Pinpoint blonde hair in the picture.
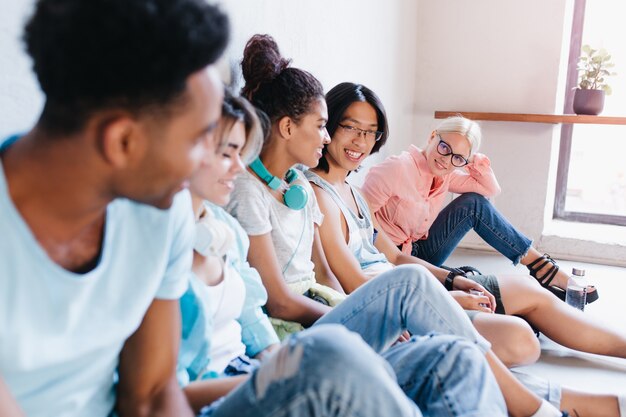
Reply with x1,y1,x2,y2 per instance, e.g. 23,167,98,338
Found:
435,116,482,156
217,91,264,165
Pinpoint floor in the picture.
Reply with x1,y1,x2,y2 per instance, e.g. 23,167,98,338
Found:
447,248,626,396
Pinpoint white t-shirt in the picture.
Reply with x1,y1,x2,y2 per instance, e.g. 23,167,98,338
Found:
0,152,192,417
204,260,246,374
226,169,323,285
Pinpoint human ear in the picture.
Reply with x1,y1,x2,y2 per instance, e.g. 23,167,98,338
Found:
99,116,144,168
277,116,293,139
428,130,438,143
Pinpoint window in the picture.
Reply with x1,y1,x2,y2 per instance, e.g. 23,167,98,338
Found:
554,0,626,226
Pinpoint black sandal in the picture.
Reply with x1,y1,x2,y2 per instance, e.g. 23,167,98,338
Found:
526,253,599,304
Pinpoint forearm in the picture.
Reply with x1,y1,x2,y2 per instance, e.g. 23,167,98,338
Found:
392,253,449,283
266,293,330,326
117,374,193,417
314,270,345,293
184,376,248,413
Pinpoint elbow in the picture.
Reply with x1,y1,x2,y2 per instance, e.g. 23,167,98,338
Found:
340,276,368,294
264,298,293,321
116,390,155,417
116,377,191,417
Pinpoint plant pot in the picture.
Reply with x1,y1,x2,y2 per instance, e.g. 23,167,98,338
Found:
573,89,605,115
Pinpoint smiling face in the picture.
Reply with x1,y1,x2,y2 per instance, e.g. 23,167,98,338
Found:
326,101,378,172
190,119,246,206
424,131,471,176
286,97,331,168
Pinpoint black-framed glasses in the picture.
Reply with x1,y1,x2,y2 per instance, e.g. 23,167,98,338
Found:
338,124,383,142
436,135,469,167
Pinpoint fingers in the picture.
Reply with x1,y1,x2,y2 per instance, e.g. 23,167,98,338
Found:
469,289,493,312
476,295,493,312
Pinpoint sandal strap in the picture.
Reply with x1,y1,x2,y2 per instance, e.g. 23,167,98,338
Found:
527,254,560,287
526,253,552,271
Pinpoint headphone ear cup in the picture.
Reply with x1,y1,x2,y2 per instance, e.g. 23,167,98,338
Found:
283,184,308,210
194,221,215,257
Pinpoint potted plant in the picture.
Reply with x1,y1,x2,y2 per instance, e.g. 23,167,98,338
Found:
573,44,616,115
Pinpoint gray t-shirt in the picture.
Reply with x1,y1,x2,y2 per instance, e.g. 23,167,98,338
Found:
226,169,323,285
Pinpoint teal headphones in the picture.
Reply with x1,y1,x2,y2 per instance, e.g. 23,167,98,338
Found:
249,157,308,210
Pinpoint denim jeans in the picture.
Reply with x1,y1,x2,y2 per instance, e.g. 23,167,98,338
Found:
317,265,507,416
411,193,533,266
200,325,424,417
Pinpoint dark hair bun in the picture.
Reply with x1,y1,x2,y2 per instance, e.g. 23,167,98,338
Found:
241,34,291,98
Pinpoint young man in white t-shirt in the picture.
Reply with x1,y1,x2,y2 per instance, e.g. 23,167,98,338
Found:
0,1,228,416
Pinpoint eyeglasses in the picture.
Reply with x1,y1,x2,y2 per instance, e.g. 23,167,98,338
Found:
436,135,469,167
338,124,383,142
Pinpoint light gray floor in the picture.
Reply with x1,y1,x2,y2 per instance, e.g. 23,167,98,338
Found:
447,248,626,396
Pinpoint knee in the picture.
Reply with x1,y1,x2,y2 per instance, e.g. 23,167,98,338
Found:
455,192,489,209
293,324,396,382
390,264,442,291
294,325,379,369
499,321,541,367
254,325,375,398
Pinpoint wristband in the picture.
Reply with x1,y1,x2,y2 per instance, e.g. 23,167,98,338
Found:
444,270,457,291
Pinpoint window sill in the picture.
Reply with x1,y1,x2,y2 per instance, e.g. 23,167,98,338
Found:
434,111,626,125
543,219,626,247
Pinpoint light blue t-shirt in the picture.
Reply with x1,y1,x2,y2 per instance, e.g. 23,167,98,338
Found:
0,137,193,417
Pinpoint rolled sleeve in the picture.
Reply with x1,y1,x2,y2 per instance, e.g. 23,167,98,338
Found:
156,190,195,300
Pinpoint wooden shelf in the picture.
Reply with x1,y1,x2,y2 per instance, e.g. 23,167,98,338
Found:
434,111,626,125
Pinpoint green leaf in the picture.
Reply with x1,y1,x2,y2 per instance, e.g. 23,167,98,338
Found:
582,44,591,54
603,85,612,95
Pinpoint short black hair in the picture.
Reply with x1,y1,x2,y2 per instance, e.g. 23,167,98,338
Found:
318,82,389,173
24,0,230,134
241,34,324,125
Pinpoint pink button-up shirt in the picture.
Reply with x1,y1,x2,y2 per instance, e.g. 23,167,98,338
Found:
361,145,501,254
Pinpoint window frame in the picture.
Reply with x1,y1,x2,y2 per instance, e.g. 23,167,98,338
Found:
553,0,626,227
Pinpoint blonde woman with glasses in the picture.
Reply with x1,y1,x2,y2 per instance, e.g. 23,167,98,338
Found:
361,115,599,305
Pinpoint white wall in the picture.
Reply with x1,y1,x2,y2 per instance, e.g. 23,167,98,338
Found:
2,0,623,264
410,0,626,265
0,0,42,139
220,0,420,182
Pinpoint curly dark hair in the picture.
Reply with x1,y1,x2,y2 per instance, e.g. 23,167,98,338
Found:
240,34,323,125
24,0,229,134
317,82,389,173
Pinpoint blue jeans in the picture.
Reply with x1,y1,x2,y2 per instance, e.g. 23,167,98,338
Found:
201,325,424,417
317,265,507,416
411,193,533,266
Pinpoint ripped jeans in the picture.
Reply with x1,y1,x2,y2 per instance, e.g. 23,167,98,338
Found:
203,265,508,417
201,325,422,417
201,325,504,417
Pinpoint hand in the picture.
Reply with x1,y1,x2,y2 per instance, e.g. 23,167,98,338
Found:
254,344,279,362
392,330,411,346
451,276,497,312
449,290,493,313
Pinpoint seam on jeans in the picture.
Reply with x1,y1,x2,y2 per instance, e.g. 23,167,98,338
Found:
433,341,458,417
429,210,526,264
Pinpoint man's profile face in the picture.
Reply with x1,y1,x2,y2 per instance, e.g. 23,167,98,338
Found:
129,66,224,209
